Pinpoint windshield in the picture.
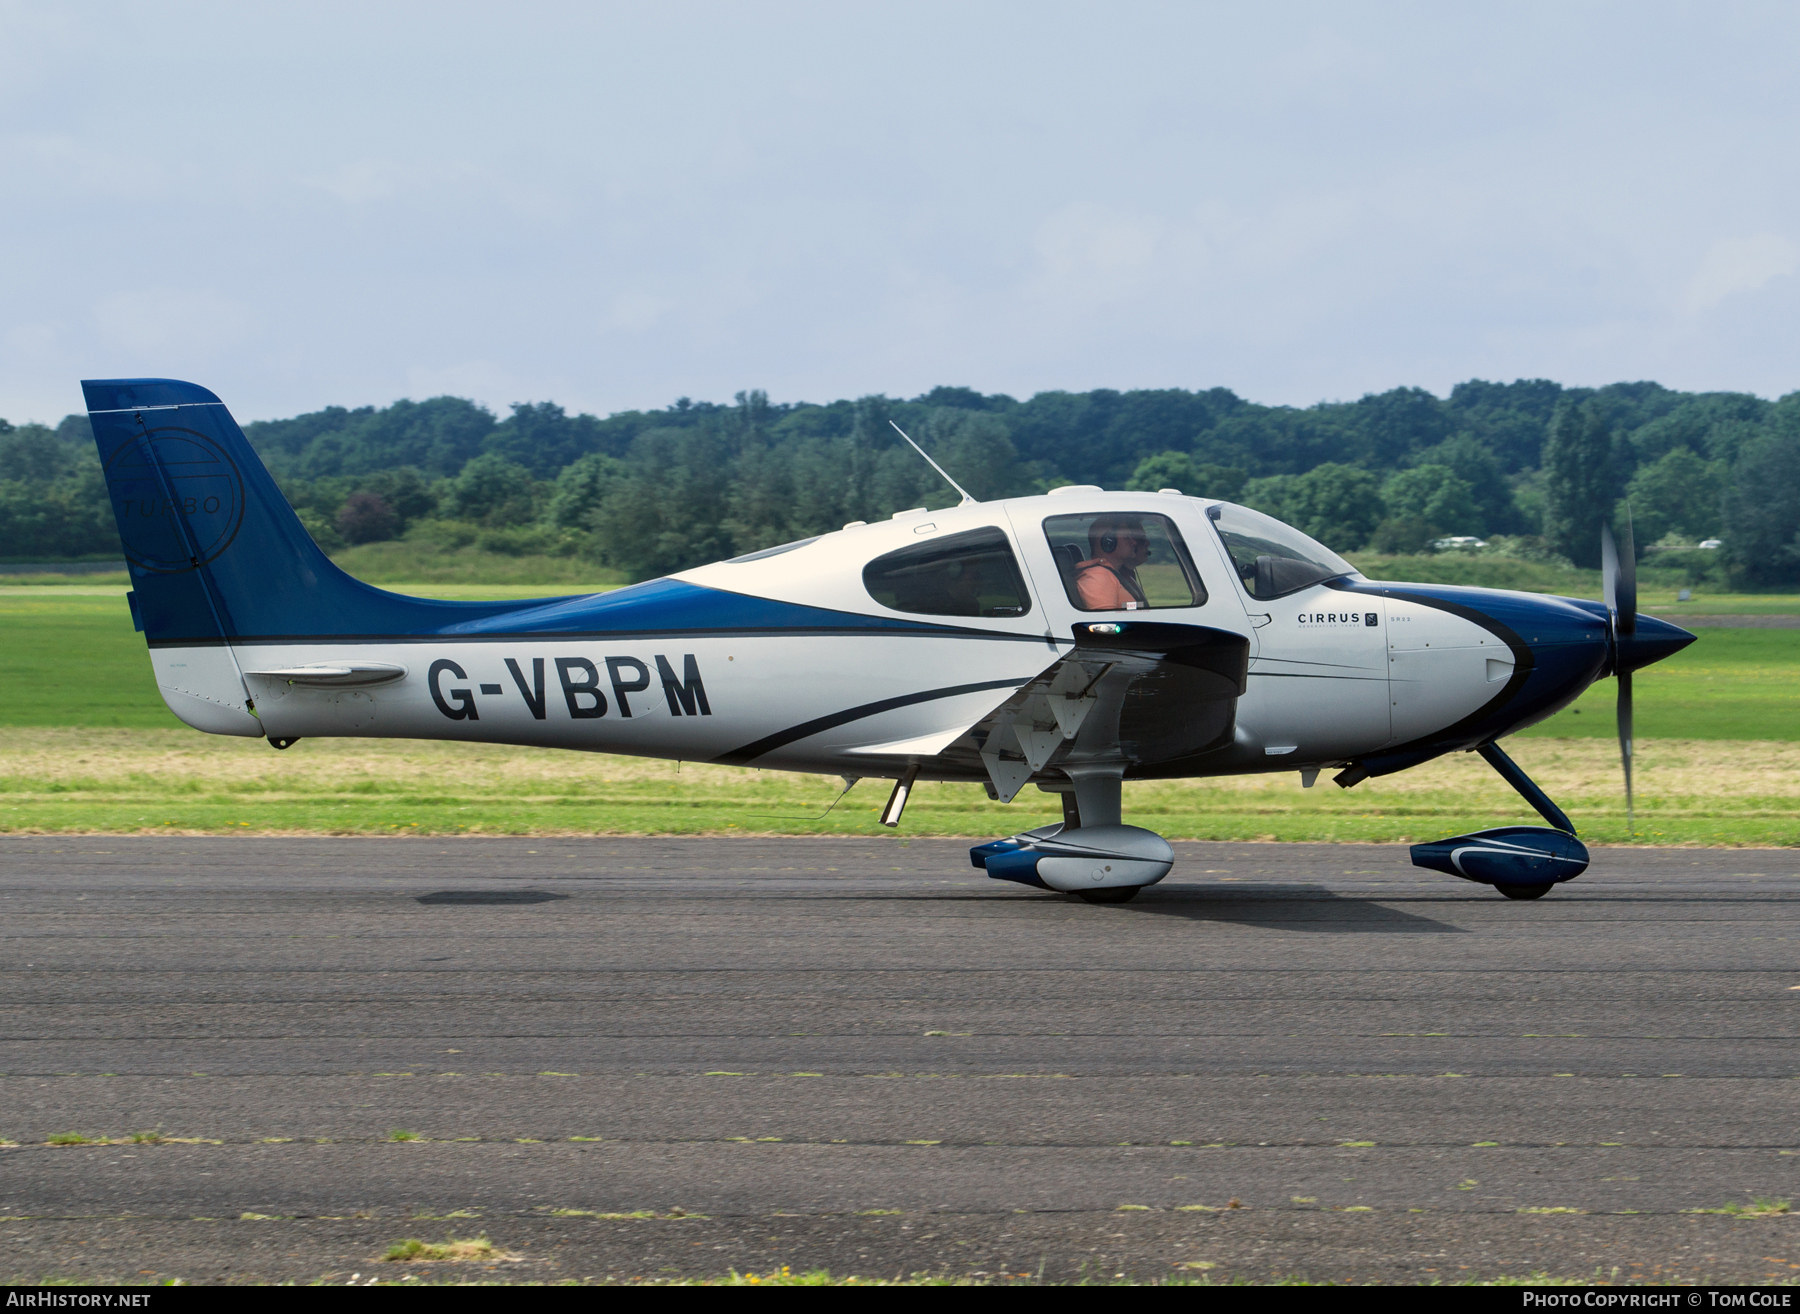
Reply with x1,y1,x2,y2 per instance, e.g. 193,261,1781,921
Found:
1208,502,1355,601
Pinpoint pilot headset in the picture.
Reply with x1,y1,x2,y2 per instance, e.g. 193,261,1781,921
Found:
1093,518,1137,554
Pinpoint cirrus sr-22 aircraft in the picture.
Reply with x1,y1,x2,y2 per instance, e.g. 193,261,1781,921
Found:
83,377,1695,903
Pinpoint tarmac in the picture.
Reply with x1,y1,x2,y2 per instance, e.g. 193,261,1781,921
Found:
2,835,1797,1284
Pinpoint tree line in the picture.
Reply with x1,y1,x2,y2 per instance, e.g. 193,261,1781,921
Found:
5,378,1798,585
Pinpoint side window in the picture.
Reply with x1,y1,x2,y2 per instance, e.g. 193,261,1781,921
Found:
863,527,1031,619
1043,512,1206,612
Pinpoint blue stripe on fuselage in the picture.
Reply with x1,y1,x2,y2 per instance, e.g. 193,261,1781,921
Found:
151,577,1042,646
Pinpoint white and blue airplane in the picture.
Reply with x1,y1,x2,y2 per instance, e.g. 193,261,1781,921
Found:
84,378,1694,903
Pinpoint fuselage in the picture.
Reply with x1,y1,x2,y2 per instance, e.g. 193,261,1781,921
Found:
144,489,1691,788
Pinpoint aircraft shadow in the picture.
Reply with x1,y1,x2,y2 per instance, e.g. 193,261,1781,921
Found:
1122,883,1466,933
415,889,571,905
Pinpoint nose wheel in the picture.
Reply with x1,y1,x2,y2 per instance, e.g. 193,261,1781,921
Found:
1495,883,1552,901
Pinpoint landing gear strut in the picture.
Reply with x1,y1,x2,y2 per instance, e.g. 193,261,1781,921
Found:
1408,743,1589,900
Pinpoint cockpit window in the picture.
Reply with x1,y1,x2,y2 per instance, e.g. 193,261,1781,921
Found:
1042,513,1206,611
863,526,1031,619
1208,502,1355,600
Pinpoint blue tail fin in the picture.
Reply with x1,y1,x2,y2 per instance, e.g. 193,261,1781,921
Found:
83,379,561,645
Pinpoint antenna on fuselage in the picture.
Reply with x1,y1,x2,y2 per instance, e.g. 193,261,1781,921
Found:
888,420,976,506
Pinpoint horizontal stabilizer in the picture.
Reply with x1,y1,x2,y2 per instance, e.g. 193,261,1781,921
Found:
241,662,408,687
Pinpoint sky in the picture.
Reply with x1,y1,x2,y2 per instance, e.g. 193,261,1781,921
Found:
4,1,1800,425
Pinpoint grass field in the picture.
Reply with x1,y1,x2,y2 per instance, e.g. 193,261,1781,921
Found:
3,730,1793,844
2,584,1794,842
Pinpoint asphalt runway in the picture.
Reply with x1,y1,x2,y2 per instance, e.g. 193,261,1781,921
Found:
3,836,1798,1285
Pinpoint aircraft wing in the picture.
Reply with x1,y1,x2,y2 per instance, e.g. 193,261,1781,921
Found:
938,622,1251,801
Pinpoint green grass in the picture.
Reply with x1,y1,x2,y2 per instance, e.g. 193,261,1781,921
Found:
1514,629,1800,740
0,571,131,586
329,541,625,586
1640,592,1800,615
1349,553,1602,594
2,730,1794,843
1351,555,1800,614
0,591,179,728
0,543,621,591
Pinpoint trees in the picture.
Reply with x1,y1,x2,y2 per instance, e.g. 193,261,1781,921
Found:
1344,387,1453,469
1369,464,1480,553
1126,451,1200,492
1381,464,1478,530
1125,451,1246,499
923,409,1020,503
548,453,625,531
590,426,736,578
1625,448,1724,546
1446,378,1563,472
246,396,497,479
9,375,1799,584
444,453,541,527
336,492,401,545
1541,400,1620,569
1242,463,1384,553
1721,429,1800,587
481,401,609,477
1409,434,1519,535
0,422,115,559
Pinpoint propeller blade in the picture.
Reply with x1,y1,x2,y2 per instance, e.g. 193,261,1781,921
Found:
1600,522,1620,629
1616,504,1636,638
1618,667,1634,836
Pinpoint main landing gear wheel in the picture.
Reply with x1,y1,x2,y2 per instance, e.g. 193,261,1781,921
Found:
1495,883,1552,901
1077,886,1141,904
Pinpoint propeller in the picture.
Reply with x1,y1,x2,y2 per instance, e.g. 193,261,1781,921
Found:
1601,507,1636,834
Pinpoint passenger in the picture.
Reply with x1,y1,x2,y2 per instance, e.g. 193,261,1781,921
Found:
1074,515,1151,610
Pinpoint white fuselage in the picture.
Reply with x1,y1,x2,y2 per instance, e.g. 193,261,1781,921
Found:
145,492,1520,782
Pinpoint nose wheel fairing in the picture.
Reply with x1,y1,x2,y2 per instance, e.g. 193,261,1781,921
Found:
1410,825,1590,888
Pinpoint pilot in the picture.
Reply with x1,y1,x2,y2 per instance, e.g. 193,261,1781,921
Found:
1074,515,1151,610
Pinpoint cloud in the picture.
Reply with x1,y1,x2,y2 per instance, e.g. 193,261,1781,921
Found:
303,158,484,205
602,293,678,332
1023,204,1211,319
1685,233,1800,312
94,289,255,358
403,359,516,403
